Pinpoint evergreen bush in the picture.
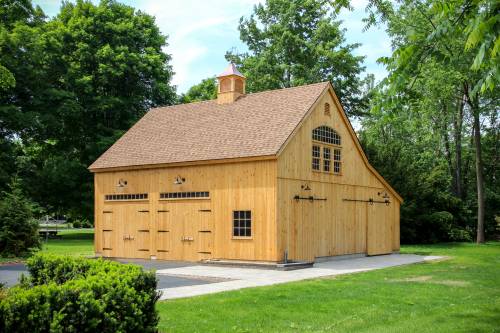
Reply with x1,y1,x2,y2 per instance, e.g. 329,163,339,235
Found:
0,254,159,332
0,180,40,256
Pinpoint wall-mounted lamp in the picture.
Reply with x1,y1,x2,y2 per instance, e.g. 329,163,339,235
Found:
378,191,391,205
173,175,185,185
378,191,390,199
117,179,127,188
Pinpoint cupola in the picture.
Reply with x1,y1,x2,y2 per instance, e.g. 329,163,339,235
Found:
217,63,246,104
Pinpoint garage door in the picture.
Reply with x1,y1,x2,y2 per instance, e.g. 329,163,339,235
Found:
156,201,213,261
101,202,151,259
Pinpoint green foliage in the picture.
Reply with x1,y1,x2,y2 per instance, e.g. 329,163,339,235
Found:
0,254,159,332
71,218,92,228
0,178,40,256
179,77,217,103
448,0,499,93
0,64,14,91
0,0,176,220
226,0,367,115
360,0,499,243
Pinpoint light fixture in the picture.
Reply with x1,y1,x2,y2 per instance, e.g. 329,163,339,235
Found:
378,191,390,199
378,191,391,205
117,179,127,187
173,175,185,185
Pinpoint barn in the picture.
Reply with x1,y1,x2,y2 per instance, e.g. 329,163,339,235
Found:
89,64,402,263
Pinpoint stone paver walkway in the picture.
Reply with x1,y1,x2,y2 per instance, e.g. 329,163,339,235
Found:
157,254,443,300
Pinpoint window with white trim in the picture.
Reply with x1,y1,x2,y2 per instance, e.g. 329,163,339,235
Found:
312,126,342,174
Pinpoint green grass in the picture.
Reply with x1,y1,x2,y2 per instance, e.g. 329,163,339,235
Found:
40,229,94,257
157,242,500,333
0,229,94,263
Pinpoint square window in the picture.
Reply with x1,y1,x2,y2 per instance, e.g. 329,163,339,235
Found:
233,211,252,238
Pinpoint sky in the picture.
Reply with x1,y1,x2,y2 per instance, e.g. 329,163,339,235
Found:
33,0,391,94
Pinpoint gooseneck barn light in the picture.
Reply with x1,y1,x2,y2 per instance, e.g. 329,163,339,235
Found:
173,175,185,185
116,179,127,187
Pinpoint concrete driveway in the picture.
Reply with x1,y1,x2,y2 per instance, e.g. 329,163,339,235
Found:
0,263,27,287
156,254,444,300
0,258,215,289
1,254,444,299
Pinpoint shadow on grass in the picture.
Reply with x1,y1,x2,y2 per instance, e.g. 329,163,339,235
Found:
449,306,500,332
59,232,94,240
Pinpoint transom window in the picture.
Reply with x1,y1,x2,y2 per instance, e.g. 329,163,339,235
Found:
233,211,251,237
105,193,148,201
312,126,341,145
160,191,209,199
312,125,342,174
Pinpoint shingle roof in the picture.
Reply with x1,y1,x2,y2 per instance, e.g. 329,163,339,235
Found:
89,81,329,170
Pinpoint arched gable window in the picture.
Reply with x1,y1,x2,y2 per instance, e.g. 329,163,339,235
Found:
312,126,342,174
312,126,341,145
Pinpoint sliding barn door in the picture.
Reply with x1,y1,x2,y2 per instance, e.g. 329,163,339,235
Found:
366,203,393,255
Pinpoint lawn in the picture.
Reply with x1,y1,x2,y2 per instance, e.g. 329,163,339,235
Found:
40,229,94,257
0,229,94,263
157,242,500,333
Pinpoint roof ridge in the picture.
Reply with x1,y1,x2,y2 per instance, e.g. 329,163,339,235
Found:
244,81,329,98
152,81,329,111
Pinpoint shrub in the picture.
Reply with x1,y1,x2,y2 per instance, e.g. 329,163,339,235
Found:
0,179,40,256
448,227,473,242
81,219,92,228
0,254,159,332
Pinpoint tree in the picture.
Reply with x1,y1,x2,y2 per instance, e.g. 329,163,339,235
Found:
0,0,176,220
226,0,366,116
0,178,40,256
362,0,499,243
179,77,217,103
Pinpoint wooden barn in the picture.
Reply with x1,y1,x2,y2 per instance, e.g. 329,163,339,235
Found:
89,64,402,263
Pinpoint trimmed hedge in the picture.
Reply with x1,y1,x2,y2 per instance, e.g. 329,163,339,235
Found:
0,254,159,333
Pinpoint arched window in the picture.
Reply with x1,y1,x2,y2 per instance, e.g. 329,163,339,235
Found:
312,126,342,174
312,126,341,145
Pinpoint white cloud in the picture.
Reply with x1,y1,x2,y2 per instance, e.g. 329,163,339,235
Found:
137,0,261,92
35,0,390,91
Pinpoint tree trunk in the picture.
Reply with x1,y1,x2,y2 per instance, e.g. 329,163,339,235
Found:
464,82,485,243
453,95,465,198
440,107,453,187
473,107,485,243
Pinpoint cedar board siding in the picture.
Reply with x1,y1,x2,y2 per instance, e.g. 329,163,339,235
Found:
276,88,400,261
94,159,279,262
